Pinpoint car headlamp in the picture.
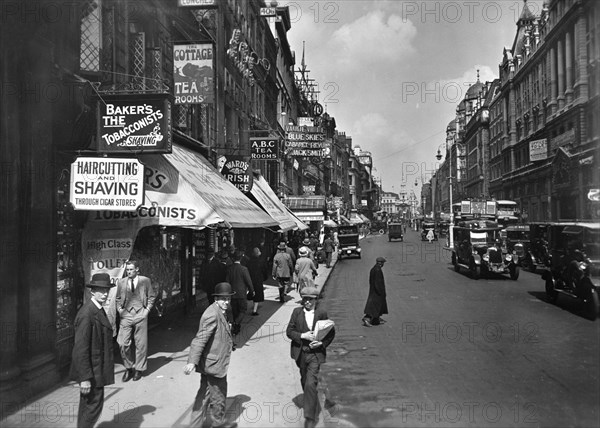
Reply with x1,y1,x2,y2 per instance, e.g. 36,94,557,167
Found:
505,254,513,262
483,254,489,261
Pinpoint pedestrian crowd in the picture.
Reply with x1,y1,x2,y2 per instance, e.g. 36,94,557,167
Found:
71,228,388,428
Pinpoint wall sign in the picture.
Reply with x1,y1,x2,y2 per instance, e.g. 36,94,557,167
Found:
174,43,214,104
70,157,145,211
178,0,217,7
250,137,279,160
285,125,325,157
96,94,172,153
529,138,548,162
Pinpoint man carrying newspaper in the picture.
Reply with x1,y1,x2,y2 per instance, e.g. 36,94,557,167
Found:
286,286,335,428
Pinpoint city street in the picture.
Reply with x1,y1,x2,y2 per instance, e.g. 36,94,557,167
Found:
319,230,600,427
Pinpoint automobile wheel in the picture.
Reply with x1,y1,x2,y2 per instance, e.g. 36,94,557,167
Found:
580,278,599,321
509,264,520,280
545,276,558,303
452,253,460,272
357,253,361,259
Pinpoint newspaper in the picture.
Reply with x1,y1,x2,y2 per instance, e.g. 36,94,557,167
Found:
314,319,335,341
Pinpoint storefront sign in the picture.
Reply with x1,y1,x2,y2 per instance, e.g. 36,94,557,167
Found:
285,125,325,157
303,185,316,194
250,137,279,160
178,0,217,7
174,44,214,104
218,155,253,192
97,95,172,153
70,157,145,211
260,7,276,16
298,117,315,127
529,139,548,162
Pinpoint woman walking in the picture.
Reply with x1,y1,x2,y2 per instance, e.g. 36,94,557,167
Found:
246,247,267,315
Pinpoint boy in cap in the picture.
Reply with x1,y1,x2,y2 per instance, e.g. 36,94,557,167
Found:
286,287,335,428
184,282,237,428
70,273,115,428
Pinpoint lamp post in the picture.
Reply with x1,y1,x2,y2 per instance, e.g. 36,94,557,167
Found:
436,142,464,249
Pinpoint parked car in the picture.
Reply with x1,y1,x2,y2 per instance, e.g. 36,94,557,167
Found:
521,222,552,272
388,222,404,242
542,222,600,320
504,224,530,266
337,224,361,259
438,221,450,237
452,220,519,280
421,221,438,241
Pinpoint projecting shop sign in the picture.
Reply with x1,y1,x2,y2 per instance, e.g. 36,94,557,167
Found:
173,44,214,105
250,137,279,160
70,157,145,211
97,95,172,153
285,125,325,157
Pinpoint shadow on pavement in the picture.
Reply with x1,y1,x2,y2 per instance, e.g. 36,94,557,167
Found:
96,404,157,428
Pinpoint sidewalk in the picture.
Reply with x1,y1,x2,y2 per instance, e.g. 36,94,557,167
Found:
1,252,341,428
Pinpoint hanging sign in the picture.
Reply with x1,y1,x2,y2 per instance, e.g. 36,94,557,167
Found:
218,155,253,192
250,137,279,160
174,43,214,104
178,0,217,7
285,125,325,157
96,94,172,153
70,157,145,211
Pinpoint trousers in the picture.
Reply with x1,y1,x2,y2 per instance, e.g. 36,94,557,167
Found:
190,374,228,427
297,351,321,422
77,386,104,428
118,309,149,371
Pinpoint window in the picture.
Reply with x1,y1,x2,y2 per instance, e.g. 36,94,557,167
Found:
80,0,102,72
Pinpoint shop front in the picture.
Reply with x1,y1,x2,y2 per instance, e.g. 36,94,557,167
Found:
284,196,327,236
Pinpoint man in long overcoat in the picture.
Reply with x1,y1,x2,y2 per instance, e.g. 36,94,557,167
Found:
362,257,388,327
70,273,115,428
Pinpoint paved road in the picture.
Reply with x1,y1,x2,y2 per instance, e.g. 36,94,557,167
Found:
319,230,600,427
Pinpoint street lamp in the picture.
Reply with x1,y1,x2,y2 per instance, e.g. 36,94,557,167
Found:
435,141,464,249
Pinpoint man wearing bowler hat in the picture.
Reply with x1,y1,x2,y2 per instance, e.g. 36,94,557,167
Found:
362,257,389,327
70,273,115,428
184,282,237,428
286,287,335,428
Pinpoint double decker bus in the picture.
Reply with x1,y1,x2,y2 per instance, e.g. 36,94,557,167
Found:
496,200,520,227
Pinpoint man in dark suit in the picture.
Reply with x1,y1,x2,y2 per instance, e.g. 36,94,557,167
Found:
70,273,115,428
184,282,237,428
226,250,254,335
205,249,228,305
115,260,156,382
286,287,335,428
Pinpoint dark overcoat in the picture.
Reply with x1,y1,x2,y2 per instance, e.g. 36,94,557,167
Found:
70,300,115,386
363,263,389,318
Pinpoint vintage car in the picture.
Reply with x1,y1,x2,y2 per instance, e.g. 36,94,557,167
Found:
452,220,519,280
388,222,404,242
421,221,438,241
438,221,450,237
337,224,361,259
504,224,530,266
542,222,600,320
520,222,552,272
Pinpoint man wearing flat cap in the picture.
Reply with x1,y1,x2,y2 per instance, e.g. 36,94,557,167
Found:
70,273,115,428
362,257,389,327
184,282,237,428
286,287,335,428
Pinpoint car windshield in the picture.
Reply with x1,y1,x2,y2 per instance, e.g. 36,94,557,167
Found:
507,231,529,240
470,231,489,245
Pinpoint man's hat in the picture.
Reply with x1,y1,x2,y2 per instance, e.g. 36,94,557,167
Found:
376,257,387,263
300,286,319,298
302,238,310,245
86,273,114,288
219,251,229,261
213,282,235,297
298,246,309,257
277,243,287,250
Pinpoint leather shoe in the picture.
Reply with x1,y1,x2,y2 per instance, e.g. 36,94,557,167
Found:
122,369,133,382
362,318,373,327
132,370,142,381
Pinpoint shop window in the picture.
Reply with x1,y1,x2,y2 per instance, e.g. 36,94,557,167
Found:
130,226,183,315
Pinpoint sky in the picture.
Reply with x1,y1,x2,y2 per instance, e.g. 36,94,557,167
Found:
285,0,543,197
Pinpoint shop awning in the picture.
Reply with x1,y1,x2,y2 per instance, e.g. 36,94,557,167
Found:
339,214,351,225
149,144,279,229
293,211,325,222
285,207,309,231
249,174,298,232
